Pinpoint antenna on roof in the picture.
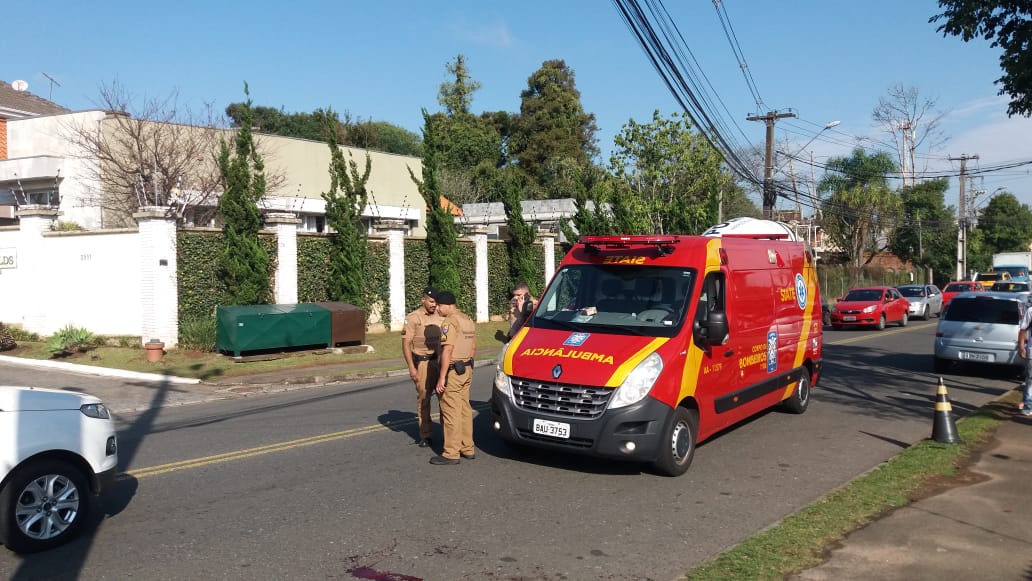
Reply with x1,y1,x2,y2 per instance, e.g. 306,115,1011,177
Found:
41,72,61,100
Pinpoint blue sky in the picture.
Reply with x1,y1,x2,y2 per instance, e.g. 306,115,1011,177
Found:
7,0,1032,211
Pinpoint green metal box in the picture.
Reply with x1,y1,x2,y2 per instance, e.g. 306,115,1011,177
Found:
216,304,331,357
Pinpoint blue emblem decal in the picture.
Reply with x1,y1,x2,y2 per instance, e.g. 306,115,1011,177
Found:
552,364,563,379
794,273,807,310
767,330,778,373
564,332,590,347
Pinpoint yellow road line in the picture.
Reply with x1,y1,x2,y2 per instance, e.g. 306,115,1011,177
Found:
123,402,492,479
825,321,934,345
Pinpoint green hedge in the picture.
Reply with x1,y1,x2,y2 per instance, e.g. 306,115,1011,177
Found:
178,230,556,336
177,231,277,323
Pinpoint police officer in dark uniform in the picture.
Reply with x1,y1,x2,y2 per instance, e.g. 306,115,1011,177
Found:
402,287,444,447
429,290,477,465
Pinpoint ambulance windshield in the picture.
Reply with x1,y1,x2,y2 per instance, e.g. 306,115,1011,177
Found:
530,265,695,337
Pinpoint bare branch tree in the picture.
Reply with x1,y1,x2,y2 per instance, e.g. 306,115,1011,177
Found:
60,82,225,227
62,81,286,228
872,84,949,187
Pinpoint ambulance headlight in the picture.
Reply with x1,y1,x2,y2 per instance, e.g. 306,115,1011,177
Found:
609,352,663,409
494,346,513,396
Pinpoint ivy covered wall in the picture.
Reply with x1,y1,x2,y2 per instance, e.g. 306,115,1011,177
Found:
178,230,555,329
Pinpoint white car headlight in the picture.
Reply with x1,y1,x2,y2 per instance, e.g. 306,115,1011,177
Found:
80,403,110,419
862,305,877,313
609,352,663,409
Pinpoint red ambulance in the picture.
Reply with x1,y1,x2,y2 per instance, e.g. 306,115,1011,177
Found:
491,220,823,476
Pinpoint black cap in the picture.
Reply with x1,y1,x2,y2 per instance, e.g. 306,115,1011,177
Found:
422,286,437,298
435,290,456,305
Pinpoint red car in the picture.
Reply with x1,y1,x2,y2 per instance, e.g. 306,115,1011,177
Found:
829,286,910,330
941,281,985,307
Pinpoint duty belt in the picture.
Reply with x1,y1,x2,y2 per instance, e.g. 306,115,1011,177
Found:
412,353,435,362
448,358,474,370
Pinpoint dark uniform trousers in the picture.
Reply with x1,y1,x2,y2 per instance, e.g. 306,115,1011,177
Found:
440,362,475,460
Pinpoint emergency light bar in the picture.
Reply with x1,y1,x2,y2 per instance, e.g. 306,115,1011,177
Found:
719,233,790,240
580,235,680,256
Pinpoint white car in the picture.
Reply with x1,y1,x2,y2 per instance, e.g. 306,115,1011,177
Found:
1,386,118,553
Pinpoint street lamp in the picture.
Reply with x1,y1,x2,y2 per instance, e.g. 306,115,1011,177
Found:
780,120,841,167
800,120,840,154
775,120,841,230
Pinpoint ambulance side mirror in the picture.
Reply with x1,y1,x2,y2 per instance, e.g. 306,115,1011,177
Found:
695,309,729,346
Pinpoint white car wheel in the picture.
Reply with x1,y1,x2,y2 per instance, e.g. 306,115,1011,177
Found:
0,459,91,553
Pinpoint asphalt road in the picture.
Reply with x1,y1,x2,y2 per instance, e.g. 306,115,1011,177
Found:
0,319,1017,580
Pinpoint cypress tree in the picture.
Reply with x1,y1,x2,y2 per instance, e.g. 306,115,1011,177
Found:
322,109,372,305
500,175,538,293
409,109,460,294
217,83,271,305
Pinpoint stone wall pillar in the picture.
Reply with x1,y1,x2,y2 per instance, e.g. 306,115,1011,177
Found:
134,206,178,347
538,229,558,288
374,220,407,331
466,226,489,322
16,205,59,334
265,212,300,304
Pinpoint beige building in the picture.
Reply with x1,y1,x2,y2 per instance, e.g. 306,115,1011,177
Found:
1,81,430,234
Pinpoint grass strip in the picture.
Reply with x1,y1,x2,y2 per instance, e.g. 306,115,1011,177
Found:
5,320,512,380
684,396,1012,580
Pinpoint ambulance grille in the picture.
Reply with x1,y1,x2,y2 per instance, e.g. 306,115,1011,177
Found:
510,378,612,419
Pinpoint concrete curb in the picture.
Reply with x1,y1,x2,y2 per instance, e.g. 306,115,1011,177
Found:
0,354,202,385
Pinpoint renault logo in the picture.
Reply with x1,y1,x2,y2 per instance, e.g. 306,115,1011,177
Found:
552,364,562,379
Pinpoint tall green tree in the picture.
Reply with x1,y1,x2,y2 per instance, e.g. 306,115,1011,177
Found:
818,148,901,268
931,1,1032,117
409,110,460,294
322,109,372,305
217,83,271,305
432,55,503,205
609,110,727,234
888,178,957,285
498,173,538,294
560,166,616,242
510,60,599,198
975,192,1032,253
438,54,481,116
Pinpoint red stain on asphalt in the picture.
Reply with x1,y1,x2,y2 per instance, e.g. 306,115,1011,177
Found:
349,566,422,581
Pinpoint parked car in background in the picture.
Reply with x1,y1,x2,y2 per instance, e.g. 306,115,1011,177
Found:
896,284,944,319
933,292,1026,375
829,286,910,330
990,279,1032,303
942,281,985,307
1,386,118,553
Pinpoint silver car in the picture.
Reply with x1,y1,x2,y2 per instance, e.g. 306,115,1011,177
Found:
897,284,943,319
933,292,1025,374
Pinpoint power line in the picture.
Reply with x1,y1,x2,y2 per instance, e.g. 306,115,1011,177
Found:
712,0,764,111
612,0,761,185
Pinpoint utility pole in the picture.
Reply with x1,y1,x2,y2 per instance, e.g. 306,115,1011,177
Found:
900,120,911,187
950,154,978,279
748,109,796,220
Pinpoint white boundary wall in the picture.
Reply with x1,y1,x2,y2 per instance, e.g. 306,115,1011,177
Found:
0,211,558,346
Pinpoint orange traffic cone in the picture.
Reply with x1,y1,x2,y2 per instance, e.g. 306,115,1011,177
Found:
932,377,962,444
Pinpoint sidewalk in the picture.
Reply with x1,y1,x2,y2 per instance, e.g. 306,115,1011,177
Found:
4,354,1031,578
791,414,1032,580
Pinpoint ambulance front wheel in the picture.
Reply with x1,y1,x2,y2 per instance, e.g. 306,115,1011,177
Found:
780,372,811,414
653,407,698,477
